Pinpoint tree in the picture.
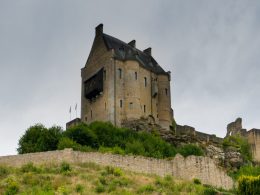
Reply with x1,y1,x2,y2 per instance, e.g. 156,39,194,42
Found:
17,124,63,154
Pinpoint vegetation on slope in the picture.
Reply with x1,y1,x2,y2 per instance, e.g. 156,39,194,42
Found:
222,135,252,162
0,162,232,195
18,121,204,159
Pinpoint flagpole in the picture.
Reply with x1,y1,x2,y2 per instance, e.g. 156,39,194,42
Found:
75,103,78,118
69,106,71,120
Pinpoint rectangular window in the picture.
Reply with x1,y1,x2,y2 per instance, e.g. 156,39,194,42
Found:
104,70,106,80
120,100,123,108
165,88,168,96
135,72,138,80
129,102,133,109
144,105,146,113
118,68,122,79
144,77,147,87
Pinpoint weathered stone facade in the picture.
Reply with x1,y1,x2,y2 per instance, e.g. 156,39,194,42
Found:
81,24,173,130
0,149,234,190
226,118,260,162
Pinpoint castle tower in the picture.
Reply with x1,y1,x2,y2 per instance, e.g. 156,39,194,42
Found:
81,24,173,130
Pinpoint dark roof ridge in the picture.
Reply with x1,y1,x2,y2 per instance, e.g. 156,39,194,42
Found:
102,33,168,75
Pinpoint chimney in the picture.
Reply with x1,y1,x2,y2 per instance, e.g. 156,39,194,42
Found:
128,40,136,48
143,47,152,56
95,23,103,36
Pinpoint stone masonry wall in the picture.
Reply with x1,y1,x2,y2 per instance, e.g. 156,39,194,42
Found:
0,149,234,190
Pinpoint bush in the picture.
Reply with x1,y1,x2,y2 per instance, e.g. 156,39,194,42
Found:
177,144,204,157
238,175,260,195
20,163,40,173
63,123,98,148
193,178,201,185
102,166,123,177
60,162,72,174
223,135,252,161
2,177,19,195
0,166,9,177
231,165,260,180
75,184,84,193
17,124,63,154
203,187,217,195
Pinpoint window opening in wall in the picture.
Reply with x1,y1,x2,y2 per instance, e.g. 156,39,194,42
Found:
144,77,147,87
165,88,168,96
85,116,88,121
104,70,106,80
129,102,133,109
105,102,106,110
120,100,123,108
135,72,138,80
118,68,122,79
91,110,93,119
144,105,146,113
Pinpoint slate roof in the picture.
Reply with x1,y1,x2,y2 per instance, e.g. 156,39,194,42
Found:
102,33,168,75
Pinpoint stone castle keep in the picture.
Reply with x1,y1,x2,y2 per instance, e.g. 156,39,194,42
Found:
81,24,173,130
66,24,260,163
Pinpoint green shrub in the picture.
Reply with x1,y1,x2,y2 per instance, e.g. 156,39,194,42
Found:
2,177,19,195
137,184,155,193
238,175,260,195
17,124,63,154
177,144,204,157
64,123,98,148
203,187,217,195
231,165,260,180
102,166,123,177
223,135,252,161
193,178,201,185
0,166,9,177
95,183,105,193
75,184,84,193
60,162,72,173
20,163,41,173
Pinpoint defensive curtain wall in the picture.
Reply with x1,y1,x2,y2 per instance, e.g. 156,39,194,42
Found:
0,149,234,190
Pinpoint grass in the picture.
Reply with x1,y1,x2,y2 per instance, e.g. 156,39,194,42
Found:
0,162,235,195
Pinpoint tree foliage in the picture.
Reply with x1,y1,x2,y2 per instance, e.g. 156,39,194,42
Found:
17,124,63,154
18,121,204,159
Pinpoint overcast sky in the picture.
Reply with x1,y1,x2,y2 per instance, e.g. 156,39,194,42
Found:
0,0,259,156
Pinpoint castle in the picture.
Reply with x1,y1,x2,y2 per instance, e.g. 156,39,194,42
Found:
80,24,173,130
66,24,260,163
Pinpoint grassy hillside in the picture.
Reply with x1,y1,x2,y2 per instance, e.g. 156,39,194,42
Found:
0,162,233,195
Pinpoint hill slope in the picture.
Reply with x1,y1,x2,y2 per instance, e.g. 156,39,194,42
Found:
0,162,233,195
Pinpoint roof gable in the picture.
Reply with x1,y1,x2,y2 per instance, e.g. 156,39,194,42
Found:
102,33,168,75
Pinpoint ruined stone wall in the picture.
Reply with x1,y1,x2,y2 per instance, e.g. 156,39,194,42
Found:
0,149,233,190
247,129,260,162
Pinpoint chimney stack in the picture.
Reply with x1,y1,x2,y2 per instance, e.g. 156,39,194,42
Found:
128,40,136,48
95,23,103,36
143,47,152,56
